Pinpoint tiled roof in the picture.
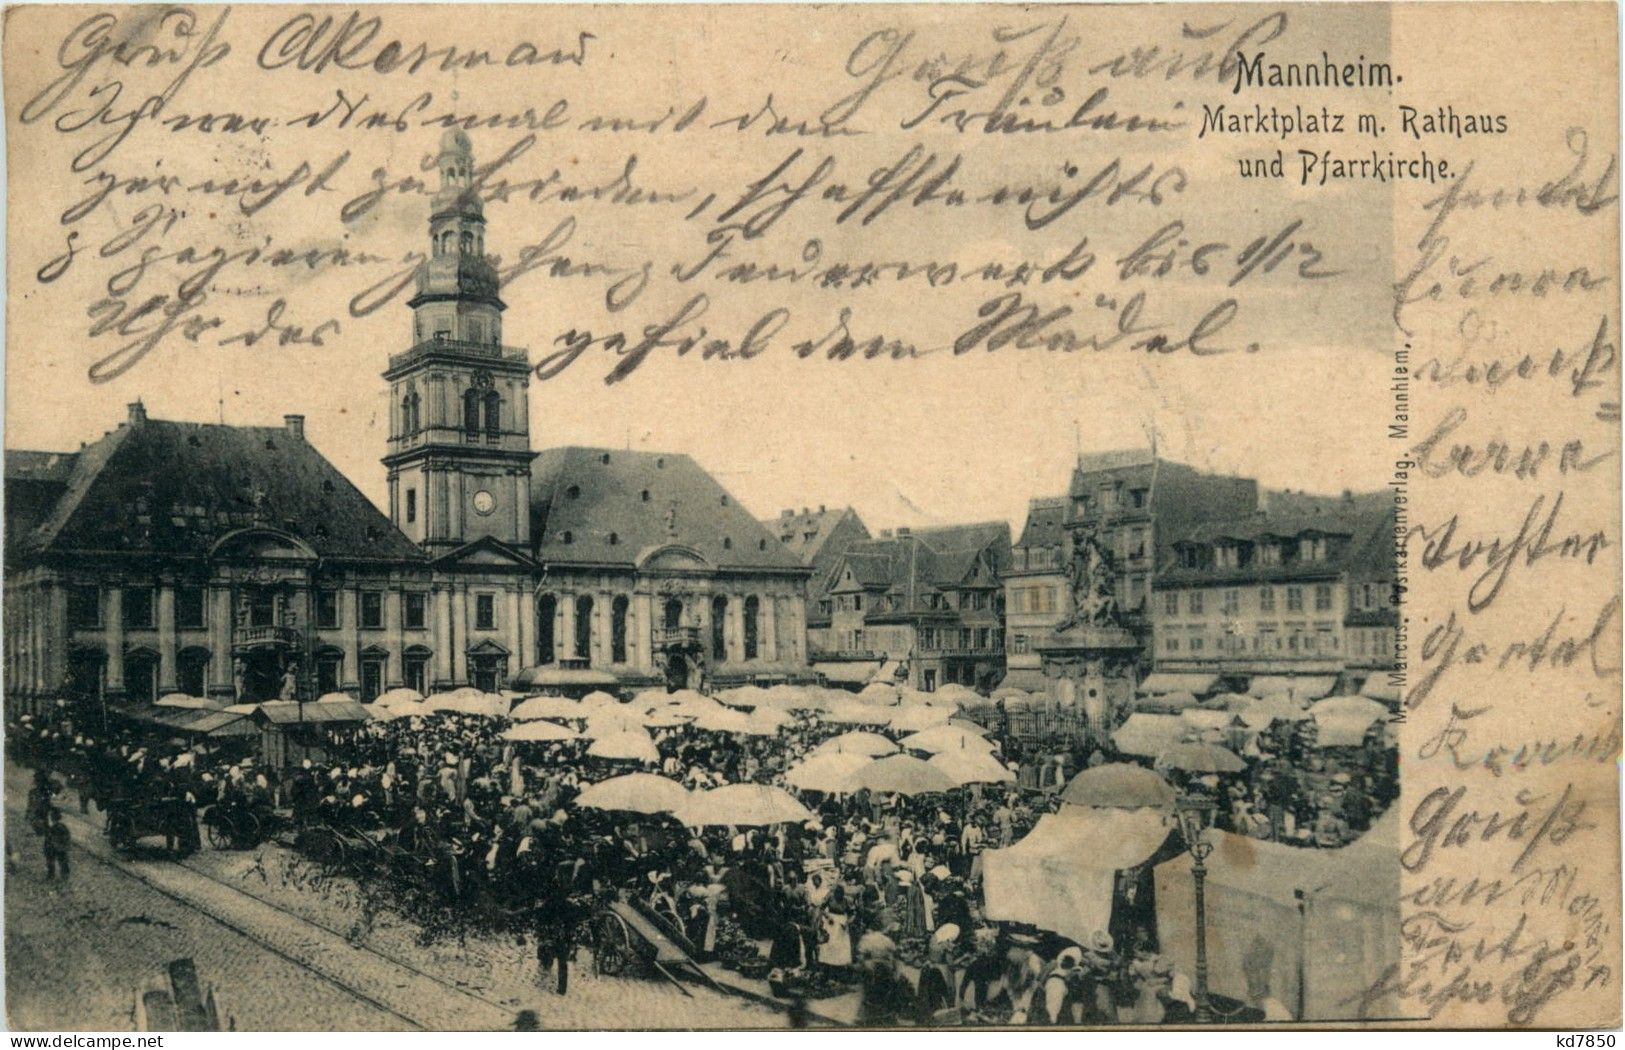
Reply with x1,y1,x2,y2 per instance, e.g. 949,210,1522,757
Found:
6,450,79,484
19,418,423,562
765,506,860,562
529,447,805,572
1016,497,1067,549
1157,501,1396,586
830,521,1012,612
1073,448,1154,475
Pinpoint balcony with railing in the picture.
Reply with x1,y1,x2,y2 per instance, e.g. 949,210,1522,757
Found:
387,337,530,373
236,624,302,649
654,626,702,650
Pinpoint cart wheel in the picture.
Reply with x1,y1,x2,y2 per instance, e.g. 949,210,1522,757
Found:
237,812,262,849
205,814,231,850
594,914,632,976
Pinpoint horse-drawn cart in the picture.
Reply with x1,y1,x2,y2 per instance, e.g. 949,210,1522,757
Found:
104,795,198,855
592,898,723,995
201,802,277,850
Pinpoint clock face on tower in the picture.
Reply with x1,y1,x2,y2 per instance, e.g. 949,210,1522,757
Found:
472,489,496,516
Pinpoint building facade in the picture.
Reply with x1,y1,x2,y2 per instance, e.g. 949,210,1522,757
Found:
815,522,1011,692
4,130,811,714
1001,497,1070,693
766,506,871,658
1150,495,1398,697
1062,450,1259,633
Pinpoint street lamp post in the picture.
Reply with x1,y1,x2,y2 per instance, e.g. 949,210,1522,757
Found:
1176,792,1217,1023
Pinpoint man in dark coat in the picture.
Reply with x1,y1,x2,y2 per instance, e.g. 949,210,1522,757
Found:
43,809,70,881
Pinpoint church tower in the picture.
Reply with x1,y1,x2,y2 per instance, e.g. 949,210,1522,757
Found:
383,130,533,551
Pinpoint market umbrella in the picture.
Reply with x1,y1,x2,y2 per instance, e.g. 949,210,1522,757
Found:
375,687,425,709
580,690,623,710
844,753,958,795
744,707,792,734
156,693,217,709
583,711,649,737
785,752,874,792
929,749,1016,786
812,731,897,758
680,783,815,827
1060,763,1176,809
573,772,690,814
640,709,694,729
899,725,997,754
586,730,660,764
501,720,580,743
823,703,891,726
887,705,953,733
692,707,753,734
1156,742,1246,774
716,686,769,710
858,683,903,706
1310,695,1389,725
509,696,584,721
1312,713,1382,749
1239,696,1311,730
315,691,354,704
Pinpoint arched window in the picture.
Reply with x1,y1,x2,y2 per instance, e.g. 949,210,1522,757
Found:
711,595,727,660
611,596,628,664
574,595,593,662
463,388,480,434
535,594,556,664
744,596,760,660
664,598,683,631
459,231,473,254
400,389,421,434
483,392,500,434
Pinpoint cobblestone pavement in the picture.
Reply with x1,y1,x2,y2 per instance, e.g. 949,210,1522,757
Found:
4,792,410,1031
6,764,787,1030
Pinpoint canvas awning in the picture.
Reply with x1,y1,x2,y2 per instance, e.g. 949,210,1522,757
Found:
1247,675,1337,700
1138,672,1218,696
509,666,621,689
183,710,256,738
1154,813,1400,1020
983,806,1171,944
1111,713,1190,758
253,701,372,725
997,669,1049,694
816,660,883,684
1360,676,1401,704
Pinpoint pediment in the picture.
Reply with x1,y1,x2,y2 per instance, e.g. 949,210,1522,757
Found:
211,527,318,563
637,543,711,573
432,535,535,570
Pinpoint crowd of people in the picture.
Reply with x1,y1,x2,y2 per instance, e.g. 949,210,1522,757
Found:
5,681,1398,1027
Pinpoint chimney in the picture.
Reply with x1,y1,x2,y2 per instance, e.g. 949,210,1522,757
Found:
284,414,305,440
1341,488,1353,503
880,528,893,538
127,401,147,426
802,506,809,516
819,504,826,513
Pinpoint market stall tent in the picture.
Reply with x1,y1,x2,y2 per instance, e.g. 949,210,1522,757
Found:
1152,810,1400,1021
982,806,1172,946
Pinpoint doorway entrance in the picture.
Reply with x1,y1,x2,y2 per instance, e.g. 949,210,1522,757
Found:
240,648,285,702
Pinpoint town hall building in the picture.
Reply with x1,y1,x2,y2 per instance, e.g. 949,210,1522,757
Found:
4,130,810,715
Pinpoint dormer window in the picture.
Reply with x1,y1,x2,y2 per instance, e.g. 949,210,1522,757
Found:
600,452,610,464
641,490,650,502
608,532,619,546
566,485,581,500
561,531,573,544
723,537,733,550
